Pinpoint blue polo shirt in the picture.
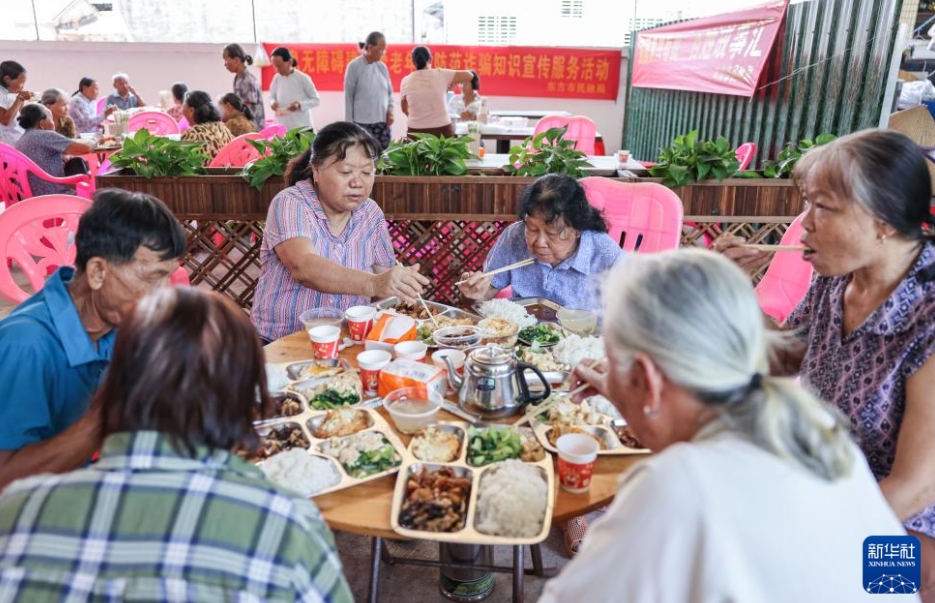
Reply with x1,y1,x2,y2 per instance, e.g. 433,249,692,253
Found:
486,222,623,311
0,267,115,450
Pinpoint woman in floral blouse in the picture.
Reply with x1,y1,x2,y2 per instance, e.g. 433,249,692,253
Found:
223,43,265,131
180,90,233,160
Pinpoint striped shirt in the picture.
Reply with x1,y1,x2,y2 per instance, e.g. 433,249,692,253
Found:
0,431,353,602
252,180,395,341
68,94,106,134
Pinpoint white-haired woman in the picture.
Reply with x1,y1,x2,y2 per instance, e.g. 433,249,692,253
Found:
539,249,913,602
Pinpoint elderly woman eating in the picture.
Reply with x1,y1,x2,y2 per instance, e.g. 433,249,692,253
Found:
40,88,76,138
14,104,92,196
719,128,935,600
540,249,911,602
458,174,621,311
251,121,429,343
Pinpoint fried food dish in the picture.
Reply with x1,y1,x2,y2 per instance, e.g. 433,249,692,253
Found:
312,408,371,438
293,359,344,380
392,302,444,320
615,424,644,449
411,426,461,462
240,423,310,461
399,466,472,533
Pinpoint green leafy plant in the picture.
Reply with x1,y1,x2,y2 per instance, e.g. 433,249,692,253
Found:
108,128,209,177
377,134,475,176
648,130,740,188
241,127,316,189
759,133,837,179
504,127,591,177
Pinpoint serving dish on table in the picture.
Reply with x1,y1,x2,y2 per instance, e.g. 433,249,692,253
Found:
474,297,563,324
373,297,480,324
529,395,650,456
390,422,555,545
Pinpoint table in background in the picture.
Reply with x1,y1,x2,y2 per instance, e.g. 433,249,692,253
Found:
490,110,573,120
455,123,604,154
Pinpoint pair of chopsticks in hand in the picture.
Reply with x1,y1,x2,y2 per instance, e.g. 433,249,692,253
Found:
395,260,439,328
513,357,607,427
740,244,808,252
454,258,535,286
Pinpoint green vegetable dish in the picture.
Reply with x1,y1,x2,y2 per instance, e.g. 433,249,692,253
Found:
310,389,361,410
417,324,436,346
319,432,402,478
343,441,401,478
518,324,561,346
467,426,523,466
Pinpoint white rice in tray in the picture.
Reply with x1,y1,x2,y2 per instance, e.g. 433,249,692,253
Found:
551,334,606,367
260,449,341,497
475,460,548,538
477,299,538,328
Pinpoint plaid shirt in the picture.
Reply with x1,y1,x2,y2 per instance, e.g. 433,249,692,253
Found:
0,431,353,602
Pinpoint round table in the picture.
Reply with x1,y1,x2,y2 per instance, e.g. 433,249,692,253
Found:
264,330,649,602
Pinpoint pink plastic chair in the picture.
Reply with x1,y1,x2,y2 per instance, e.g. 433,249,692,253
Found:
579,177,683,252
208,133,264,168
0,195,90,303
735,142,756,171
259,124,286,139
533,115,597,155
178,117,190,132
0,143,91,208
128,111,181,136
96,97,108,114
754,213,813,323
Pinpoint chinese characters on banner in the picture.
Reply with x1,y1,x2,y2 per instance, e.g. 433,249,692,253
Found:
261,43,621,100
631,0,790,97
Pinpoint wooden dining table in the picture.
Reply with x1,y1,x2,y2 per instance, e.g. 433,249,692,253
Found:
263,329,649,602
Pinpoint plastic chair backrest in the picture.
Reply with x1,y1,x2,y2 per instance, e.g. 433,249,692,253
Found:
96,97,107,114
0,143,91,208
128,111,181,136
0,195,91,304
178,117,190,132
579,177,683,252
754,213,813,323
259,124,287,139
208,133,264,168
735,142,756,171
532,115,596,154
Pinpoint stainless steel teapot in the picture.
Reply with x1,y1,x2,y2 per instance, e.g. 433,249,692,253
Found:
445,344,551,418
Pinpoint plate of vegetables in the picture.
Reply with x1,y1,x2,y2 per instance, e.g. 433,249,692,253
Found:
466,425,545,466
517,323,562,348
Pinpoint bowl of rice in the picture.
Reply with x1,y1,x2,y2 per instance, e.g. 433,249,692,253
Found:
477,317,520,348
475,460,549,538
476,299,538,328
551,334,606,367
259,449,342,497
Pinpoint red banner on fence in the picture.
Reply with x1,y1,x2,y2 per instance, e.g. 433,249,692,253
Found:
261,43,621,100
631,0,790,97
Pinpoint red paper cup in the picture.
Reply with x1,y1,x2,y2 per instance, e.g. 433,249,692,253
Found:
556,433,599,493
308,325,341,360
357,350,392,396
346,305,376,343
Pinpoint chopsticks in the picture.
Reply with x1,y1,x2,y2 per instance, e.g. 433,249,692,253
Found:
454,258,535,285
396,260,439,328
740,244,809,252
513,357,607,427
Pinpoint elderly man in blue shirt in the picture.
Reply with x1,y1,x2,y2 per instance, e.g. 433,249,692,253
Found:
0,189,185,490
458,174,622,311
105,72,145,111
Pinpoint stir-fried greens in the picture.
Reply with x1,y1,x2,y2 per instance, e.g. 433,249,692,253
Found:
518,324,561,346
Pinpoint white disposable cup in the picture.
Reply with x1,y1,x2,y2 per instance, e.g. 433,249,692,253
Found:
357,349,392,396
431,349,466,393
345,305,377,342
556,433,600,493
308,325,341,360
617,149,630,163
394,340,428,361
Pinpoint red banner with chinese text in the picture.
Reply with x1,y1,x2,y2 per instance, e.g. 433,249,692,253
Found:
631,0,790,97
261,43,621,100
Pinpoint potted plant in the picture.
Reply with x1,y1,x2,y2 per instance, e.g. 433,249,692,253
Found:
377,133,476,176
108,128,209,177
756,133,837,178
504,127,591,177
241,127,315,189
648,130,740,188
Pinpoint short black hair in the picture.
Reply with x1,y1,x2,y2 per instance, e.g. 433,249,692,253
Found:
469,70,480,92
75,189,186,271
412,46,431,70
170,82,188,102
0,61,25,90
183,90,221,124
286,121,380,186
518,174,608,233
220,92,254,122
271,47,297,67
73,76,95,97
17,103,47,130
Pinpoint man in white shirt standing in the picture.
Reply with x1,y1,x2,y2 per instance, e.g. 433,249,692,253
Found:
269,47,320,132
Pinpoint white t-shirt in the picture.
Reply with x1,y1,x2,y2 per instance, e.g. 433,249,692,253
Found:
400,68,455,129
540,424,918,603
0,88,24,145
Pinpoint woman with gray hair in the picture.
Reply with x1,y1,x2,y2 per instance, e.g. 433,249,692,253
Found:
40,88,75,138
13,104,92,196
718,128,935,600
540,249,912,602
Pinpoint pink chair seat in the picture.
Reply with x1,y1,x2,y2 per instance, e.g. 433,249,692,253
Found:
208,133,264,168
735,142,756,171
754,213,813,323
579,177,683,252
259,124,287,139
128,111,181,136
0,143,91,209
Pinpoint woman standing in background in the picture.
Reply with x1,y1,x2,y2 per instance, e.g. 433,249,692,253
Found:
223,43,265,130
400,46,473,139
344,31,395,150
269,47,320,132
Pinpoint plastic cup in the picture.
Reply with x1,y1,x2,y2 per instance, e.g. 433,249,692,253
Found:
308,325,341,360
346,305,376,343
557,308,598,336
357,349,392,396
556,433,599,493
394,340,428,362
617,149,630,163
431,349,466,393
